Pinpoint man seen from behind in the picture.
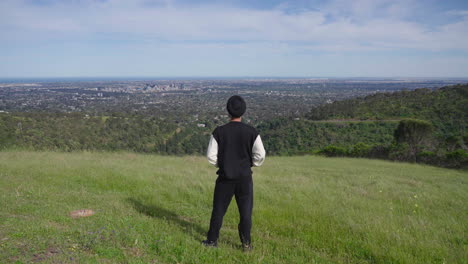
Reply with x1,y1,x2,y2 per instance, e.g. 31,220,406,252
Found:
202,95,266,252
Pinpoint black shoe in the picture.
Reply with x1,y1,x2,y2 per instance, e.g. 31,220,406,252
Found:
242,243,253,252
201,240,218,248
238,226,252,252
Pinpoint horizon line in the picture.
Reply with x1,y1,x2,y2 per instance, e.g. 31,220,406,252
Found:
1,76,468,80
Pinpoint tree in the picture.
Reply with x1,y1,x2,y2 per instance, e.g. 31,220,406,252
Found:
394,118,433,160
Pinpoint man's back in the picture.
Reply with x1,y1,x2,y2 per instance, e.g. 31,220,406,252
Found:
212,122,259,180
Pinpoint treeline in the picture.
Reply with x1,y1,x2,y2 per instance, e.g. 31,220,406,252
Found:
1,113,395,156
259,84,468,168
0,112,209,154
258,119,398,154
315,119,467,168
307,84,467,139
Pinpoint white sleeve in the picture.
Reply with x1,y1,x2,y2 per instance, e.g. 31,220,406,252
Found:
206,135,218,167
252,135,266,167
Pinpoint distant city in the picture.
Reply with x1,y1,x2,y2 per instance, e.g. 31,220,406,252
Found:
1,78,466,125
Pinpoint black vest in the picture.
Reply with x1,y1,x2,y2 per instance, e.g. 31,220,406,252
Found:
212,122,259,180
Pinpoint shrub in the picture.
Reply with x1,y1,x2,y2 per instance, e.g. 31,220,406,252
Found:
318,145,347,157
416,151,439,165
367,145,390,159
388,143,413,162
445,149,468,168
349,142,371,157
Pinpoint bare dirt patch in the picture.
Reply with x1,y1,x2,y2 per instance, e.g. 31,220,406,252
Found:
126,247,144,257
69,209,95,218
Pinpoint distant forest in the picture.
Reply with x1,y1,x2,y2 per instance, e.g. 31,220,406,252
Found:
0,84,467,168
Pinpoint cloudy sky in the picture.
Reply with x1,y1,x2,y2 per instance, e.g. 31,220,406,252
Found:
1,0,468,78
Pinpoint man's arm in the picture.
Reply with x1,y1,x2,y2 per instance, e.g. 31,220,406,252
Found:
252,135,266,167
206,135,218,167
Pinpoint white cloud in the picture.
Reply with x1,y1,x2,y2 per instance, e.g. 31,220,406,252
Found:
0,0,467,53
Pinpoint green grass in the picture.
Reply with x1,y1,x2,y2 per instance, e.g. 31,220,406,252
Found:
0,151,466,263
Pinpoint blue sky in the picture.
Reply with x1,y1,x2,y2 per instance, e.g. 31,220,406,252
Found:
1,0,468,78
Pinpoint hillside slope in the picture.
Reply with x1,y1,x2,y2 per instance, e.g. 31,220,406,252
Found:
259,119,398,154
307,84,468,138
259,84,467,158
0,151,466,263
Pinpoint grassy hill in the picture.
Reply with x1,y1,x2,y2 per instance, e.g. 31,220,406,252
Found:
0,151,466,263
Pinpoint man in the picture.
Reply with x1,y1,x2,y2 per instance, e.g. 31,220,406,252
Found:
202,95,266,252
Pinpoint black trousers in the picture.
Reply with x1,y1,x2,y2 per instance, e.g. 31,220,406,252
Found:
207,175,253,243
